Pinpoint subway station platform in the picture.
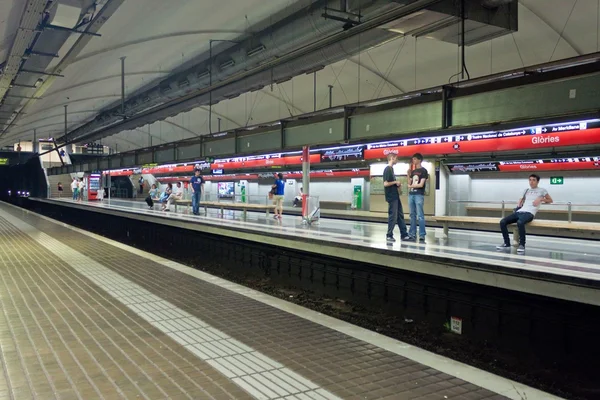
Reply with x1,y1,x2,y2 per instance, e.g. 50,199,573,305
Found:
31,197,600,307
0,201,563,400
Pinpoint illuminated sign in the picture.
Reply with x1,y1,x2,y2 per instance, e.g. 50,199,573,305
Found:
0,158,9,165
365,119,600,159
448,156,600,173
321,146,364,162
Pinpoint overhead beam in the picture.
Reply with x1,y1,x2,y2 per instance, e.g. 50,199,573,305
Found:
25,50,59,58
43,23,102,37
10,83,38,89
20,69,65,77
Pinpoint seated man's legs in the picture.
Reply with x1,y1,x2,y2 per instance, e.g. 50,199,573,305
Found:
164,194,175,210
499,213,519,246
516,212,534,247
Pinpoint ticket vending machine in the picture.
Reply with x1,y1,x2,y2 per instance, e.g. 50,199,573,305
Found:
87,174,101,200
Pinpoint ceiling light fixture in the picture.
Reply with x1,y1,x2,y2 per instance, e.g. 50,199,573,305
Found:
247,45,266,57
220,60,235,70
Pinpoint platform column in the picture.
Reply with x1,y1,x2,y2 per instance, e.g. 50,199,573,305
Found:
301,145,310,222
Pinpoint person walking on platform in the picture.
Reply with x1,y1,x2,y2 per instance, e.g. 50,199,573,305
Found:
408,153,428,242
272,173,285,219
71,178,78,201
497,174,553,254
383,153,411,243
190,169,205,215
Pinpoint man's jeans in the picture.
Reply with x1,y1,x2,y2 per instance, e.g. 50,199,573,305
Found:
500,211,534,246
409,194,426,238
387,199,408,238
192,191,201,215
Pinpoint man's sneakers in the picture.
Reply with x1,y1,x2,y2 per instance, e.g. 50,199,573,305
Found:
496,243,526,254
387,236,415,243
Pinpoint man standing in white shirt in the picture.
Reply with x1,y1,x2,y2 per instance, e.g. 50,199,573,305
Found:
497,174,553,254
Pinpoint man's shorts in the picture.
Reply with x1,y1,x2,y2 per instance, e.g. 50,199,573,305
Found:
273,195,284,207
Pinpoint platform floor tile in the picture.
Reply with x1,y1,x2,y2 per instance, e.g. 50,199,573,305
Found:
0,204,508,400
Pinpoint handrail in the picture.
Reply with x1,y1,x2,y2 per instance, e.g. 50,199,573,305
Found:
448,200,600,206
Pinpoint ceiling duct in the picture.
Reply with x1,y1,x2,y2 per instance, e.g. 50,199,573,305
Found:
48,0,82,28
481,0,514,8
384,0,517,46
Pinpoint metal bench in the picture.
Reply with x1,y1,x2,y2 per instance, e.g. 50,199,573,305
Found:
434,216,600,244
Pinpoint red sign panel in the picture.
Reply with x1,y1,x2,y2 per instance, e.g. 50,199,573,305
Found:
158,170,369,182
364,128,600,159
498,161,600,172
106,170,133,176
211,154,321,170
141,165,195,174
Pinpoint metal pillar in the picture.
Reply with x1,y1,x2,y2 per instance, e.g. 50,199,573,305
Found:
64,105,68,140
217,117,222,132
33,129,37,153
328,85,333,108
209,40,213,134
301,145,310,222
313,72,317,112
441,86,448,129
120,56,126,117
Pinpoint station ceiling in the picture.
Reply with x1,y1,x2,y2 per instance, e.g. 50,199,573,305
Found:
0,0,597,152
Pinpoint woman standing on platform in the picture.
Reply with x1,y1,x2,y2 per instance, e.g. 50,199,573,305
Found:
78,179,85,202
272,173,285,219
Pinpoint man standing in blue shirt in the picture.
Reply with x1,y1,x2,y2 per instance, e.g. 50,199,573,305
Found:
190,169,205,215
272,172,285,219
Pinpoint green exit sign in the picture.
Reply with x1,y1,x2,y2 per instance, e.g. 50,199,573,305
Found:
550,176,564,185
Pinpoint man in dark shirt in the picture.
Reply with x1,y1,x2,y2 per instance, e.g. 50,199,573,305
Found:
408,153,429,241
383,153,411,243
190,169,205,215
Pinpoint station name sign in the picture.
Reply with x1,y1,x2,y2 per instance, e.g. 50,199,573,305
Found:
364,120,600,159
448,156,600,173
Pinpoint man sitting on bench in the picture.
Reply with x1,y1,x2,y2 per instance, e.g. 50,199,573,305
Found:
163,182,183,212
497,174,553,254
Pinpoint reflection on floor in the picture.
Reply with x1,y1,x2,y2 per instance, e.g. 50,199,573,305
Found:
47,198,600,283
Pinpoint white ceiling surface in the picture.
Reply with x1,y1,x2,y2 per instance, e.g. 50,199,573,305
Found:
5,0,600,152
